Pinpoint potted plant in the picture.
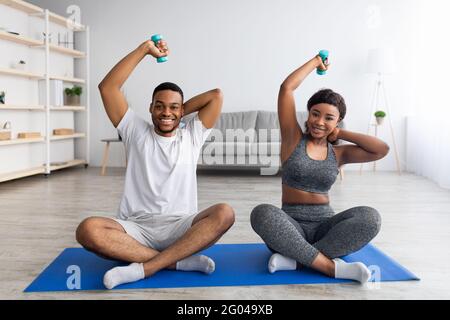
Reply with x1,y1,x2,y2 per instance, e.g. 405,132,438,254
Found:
374,110,386,125
0,91,5,104
64,85,83,106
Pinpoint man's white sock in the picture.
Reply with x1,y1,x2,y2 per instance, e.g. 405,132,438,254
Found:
103,262,145,290
268,253,297,273
176,255,215,274
333,258,372,283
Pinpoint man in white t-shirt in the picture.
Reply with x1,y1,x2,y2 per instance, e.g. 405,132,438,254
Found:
75,38,235,289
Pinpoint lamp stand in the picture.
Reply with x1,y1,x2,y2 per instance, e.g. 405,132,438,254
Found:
360,73,401,175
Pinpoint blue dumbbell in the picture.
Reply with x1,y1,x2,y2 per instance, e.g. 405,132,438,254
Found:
151,34,168,63
316,50,329,75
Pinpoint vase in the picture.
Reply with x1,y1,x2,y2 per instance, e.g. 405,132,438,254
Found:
376,117,385,125
64,94,80,106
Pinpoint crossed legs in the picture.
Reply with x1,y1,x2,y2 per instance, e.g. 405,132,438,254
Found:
76,203,235,288
250,204,381,283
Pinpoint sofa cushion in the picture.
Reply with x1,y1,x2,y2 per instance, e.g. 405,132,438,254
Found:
255,111,280,142
206,111,258,142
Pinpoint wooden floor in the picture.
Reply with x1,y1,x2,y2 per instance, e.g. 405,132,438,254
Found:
1,167,449,299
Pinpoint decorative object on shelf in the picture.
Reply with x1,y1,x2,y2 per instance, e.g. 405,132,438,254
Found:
42,32,53,44
53,128,74,135
0,26,19,35
0,91,5,104
18,132,42,139
10,60,26,70
58,32,73,49
374,110,386,125
64,86,82,106
0,121,12,141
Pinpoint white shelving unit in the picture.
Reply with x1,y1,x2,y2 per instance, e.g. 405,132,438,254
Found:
0,0,90,183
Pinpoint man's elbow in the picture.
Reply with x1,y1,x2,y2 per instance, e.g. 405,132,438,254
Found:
212,88,223,102
98,81,107,92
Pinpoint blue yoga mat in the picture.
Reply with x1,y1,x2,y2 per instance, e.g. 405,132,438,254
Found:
24,243,419,292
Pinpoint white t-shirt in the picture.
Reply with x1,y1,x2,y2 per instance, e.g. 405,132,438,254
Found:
116,109,211,219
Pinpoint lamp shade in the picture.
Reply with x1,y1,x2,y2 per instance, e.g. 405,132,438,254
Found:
366,48,396,74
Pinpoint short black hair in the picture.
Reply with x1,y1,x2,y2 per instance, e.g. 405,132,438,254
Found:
152,82,184,102
307,88,346,120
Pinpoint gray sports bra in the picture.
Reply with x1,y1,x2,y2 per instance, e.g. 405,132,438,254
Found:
282,134,339,194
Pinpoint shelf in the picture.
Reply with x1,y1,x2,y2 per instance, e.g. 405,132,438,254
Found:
0,1,85,31
0,30,42,46
50,133,85,141
50,159,86,171
48,12,85,31
0,105,86,111
0,104,45,111
0,166,46,183
48,44,86,58
0,137,45,146
0,31,85,57
0,67,44,79
49,75,85,84
50,106,86,111
0,0,43,14
0,0,90,183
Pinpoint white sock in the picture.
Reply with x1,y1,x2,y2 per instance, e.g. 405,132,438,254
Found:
268,253,297,274
176,255,215,274
333,258,372,283
103,262,145,290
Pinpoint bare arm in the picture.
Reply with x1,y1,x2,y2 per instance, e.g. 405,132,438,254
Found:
98,40,169,127
183,89,223,129
333,129,390,166
278,55,328,162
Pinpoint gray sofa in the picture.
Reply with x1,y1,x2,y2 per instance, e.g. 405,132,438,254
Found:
183,110,344,175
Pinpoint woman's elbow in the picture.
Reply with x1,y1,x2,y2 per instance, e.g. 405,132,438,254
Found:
376,143,390,159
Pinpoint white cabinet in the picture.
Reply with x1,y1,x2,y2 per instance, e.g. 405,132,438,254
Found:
0,0,90,182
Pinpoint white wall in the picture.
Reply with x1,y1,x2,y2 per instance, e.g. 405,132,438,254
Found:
29,0,417,170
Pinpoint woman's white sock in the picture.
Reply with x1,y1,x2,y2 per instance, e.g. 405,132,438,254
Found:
333,258,372,283
268,253,297,273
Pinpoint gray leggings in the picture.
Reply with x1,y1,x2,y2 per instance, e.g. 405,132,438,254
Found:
250,203,381,267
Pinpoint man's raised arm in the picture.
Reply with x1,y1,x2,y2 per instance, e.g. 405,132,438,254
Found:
183,89,223,129
98,40,169,127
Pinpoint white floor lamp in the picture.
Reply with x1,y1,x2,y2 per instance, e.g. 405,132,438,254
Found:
360,48,401,175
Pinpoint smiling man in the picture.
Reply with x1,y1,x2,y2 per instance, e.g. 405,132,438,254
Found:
75,38,235,289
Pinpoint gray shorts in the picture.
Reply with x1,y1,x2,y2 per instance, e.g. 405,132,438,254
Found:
113,212,198,251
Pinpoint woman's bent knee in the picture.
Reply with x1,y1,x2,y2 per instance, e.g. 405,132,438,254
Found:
250,204,281,233
358,206,382,237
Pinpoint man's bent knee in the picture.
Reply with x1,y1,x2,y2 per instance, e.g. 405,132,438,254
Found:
214,203,235,231
75,217,104,250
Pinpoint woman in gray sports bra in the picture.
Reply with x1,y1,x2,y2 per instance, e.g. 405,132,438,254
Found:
250,54,390,283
